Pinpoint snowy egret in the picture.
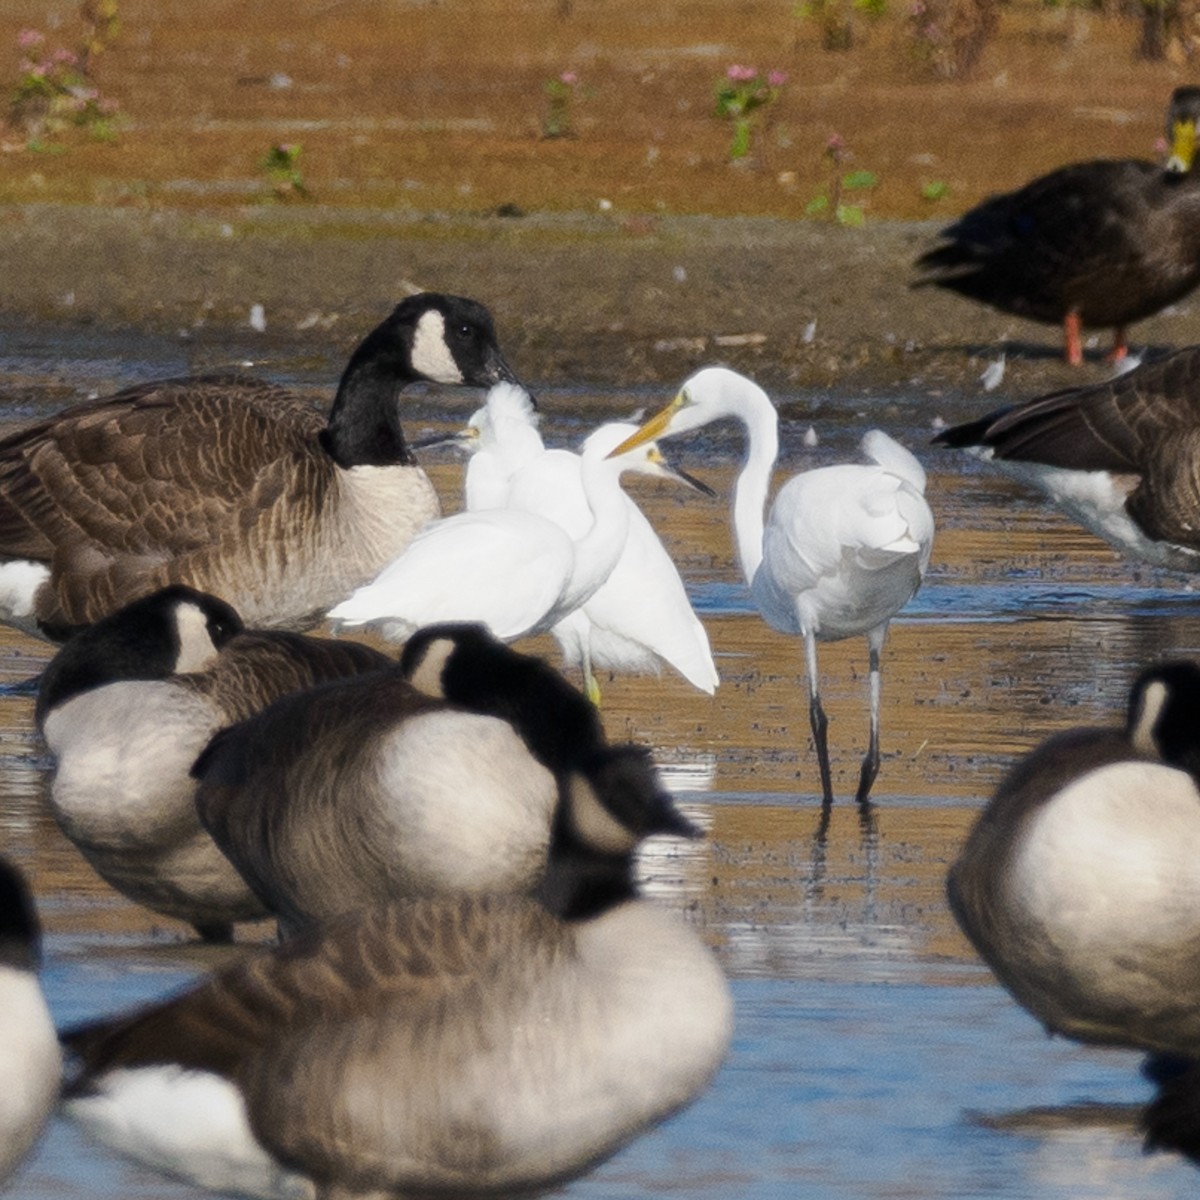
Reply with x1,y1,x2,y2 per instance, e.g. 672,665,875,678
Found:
610,366,934,808
914,88,1200,365
428,383,718,700
63,754,729,1200
935,345,1200,572
37,586,389,941
328,389,710,646
0,858,59,1187
0,293,516,637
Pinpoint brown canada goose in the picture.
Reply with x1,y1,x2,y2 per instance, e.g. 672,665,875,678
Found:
0,292,516,638
948,661,1200,1056
934,345,1200,572
194,625,628,933
62,748,731,1200
914,88,1200,365
37,586,389,942
0,857,60,1186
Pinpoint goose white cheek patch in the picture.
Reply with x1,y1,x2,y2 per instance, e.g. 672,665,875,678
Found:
411,311,464,384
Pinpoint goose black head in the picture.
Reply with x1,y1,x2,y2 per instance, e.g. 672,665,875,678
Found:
358,294,518,391
539,745,701,920
36,586,244,728
400,623,604,772
0,857,42,972
1127,660,1200,777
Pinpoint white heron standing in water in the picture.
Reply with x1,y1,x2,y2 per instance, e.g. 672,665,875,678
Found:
610,366,934,808
424,383,718,701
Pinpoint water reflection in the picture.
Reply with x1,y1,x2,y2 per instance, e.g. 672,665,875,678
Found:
2,336,1199,1196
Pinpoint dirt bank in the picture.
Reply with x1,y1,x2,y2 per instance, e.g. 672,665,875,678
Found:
6,203,1200,406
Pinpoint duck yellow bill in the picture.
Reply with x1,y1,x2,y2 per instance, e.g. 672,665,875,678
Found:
606,393,683,459
1169,119,1196,173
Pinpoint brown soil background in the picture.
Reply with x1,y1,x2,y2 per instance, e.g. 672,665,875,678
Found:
3,0,1200,397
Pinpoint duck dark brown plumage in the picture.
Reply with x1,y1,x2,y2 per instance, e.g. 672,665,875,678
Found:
914,88,1200,365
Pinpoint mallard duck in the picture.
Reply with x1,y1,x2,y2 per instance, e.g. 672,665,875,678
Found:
914,88,1200,365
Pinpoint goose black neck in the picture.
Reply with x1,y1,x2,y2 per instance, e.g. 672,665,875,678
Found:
322,334,418,469
534,799,638,921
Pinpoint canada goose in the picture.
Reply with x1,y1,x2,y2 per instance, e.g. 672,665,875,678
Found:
610,367,934,808
327,387,711,645
934,346,1200,572
62,750,731,1200
193,625,636,932
0,292,516,638
0,857,60,1186
37,585,389,941
948,660,1200,1056
913,88,1200,365
433,385,718,700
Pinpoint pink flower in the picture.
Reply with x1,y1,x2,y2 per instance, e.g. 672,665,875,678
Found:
51,47,78,67
767,70,788,88
16,28,44,50
827,132,846,152
726,64,757,82
559,70,578,86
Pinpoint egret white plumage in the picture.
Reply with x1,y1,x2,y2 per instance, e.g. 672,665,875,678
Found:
610,366,935,808
328,385,709,647
429,384,718,700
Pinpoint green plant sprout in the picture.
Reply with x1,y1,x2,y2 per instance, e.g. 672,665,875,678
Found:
805,134,877,224
9,26,120,148
261,143,312,201
714,65,787,161
544,71,579,138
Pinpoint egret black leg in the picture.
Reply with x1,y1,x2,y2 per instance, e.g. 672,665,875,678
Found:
854,627,886,811
804,629,835,808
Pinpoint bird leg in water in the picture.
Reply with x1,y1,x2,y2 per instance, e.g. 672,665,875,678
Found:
804,630,835,808
1063,310,1084,367
854,638,883,806
1107,325,1129,365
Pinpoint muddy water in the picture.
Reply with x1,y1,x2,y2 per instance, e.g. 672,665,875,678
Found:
4,326,1200,1198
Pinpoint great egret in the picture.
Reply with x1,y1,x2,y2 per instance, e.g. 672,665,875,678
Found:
611,366,934,809
935,346,1200,572
429,383,718,701
328,386,709,647
0,294,516,637
914,87,1200,365
63,752,730,1200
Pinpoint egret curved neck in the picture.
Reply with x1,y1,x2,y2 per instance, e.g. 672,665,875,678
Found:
562,455,631,610
732,409,778,586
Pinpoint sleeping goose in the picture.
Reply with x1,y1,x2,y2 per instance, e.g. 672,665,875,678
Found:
37,586,390,941
0,857,60,1187
934,345,1200,572
194,625,634,933
0,292,516,638
62,749,731,1200
914,87,1200,365
948,660,1200,1056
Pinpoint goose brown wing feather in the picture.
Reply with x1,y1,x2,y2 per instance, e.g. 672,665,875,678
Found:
0,376,325,561
63,895,553,1084
938,347,1200,473
193,670,441,924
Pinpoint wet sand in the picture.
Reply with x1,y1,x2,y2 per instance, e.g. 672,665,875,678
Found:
7,204,1200,409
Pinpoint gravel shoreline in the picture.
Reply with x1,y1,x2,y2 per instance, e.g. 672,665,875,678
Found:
6,203,1200,405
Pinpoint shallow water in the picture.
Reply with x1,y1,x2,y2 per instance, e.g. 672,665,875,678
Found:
3,325,1199,1198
